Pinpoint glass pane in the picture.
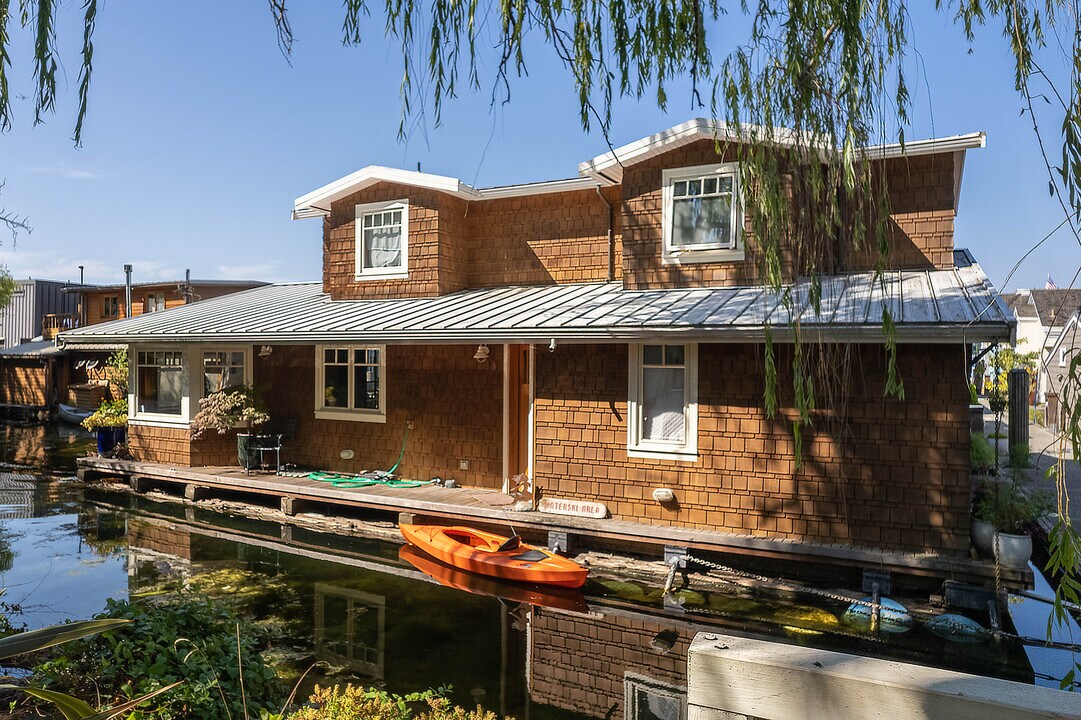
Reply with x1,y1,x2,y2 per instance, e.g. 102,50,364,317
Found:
364,225,402,269
363,215,372,227
642,367,685,443
323,366,348,408
703,177,717,194
671,196,732,247
687,179,701,195
354,365,379,410
139,366,183,415
719,176,733,192
673,181,687,197
336,349,349,364
665,345,685,366
324,348,335,364
643,345,663,365
392,210,402,224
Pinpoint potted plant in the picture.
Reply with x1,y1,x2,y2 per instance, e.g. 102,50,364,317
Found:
973,473,1054,569
81,398,129,456
189,386,270,468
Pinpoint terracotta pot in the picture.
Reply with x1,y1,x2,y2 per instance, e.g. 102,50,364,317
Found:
971,518,995,557
993,532,1033,570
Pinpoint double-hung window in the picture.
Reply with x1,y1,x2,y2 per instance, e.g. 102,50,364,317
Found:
628,344,698,460
136,350,185,416
145,293,166,313
315,345,386,422
202,350,247,395
102,296,119,319
355,200,408,278
661,163,742,263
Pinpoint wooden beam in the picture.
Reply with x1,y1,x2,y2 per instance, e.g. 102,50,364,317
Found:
687,633,1077,720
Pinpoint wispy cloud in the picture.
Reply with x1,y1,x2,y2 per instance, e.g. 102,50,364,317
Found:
0,248,183,285
30,166,108,180
214,263,279,280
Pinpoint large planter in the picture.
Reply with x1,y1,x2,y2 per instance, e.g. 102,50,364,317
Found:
237,433,259,470
96,426,127,456
969,404,985,434
993,532,1033,570
971,518,995,557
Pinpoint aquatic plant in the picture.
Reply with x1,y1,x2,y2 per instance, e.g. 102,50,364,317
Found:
190,386,271,439
285,685,495,720
34,596,281,720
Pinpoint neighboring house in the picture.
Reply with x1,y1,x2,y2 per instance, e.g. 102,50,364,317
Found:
0,340,67,410
0,278,79,349
1044,311,1081,431
1002,288,1081,403
59,119,1014,561
65,276,268,326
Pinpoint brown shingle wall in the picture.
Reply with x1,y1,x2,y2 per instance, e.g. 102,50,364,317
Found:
530,610,689,719
0,362,47,406
128,423,191,465
324,183,445,300
533,342,971,556
466,187,619,287
620,140,959,289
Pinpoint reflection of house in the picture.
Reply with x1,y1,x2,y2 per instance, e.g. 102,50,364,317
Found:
1003,288,1081,403
313,582,386,678
60,120,1015,562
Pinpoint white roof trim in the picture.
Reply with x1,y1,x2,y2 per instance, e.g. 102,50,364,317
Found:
577,118,986,185
294,168,601,219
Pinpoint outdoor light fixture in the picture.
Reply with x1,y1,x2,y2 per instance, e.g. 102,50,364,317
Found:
549,338,557,352
258,345,273,358
652,488,676,503
473,344,490,363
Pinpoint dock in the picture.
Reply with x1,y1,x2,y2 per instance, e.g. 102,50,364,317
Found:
77,456,1031,589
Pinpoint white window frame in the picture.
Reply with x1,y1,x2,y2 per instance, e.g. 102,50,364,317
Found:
355,199,409,280
145,292,167,313
199,346,253,400
314,345,387,423
102,295,119,319
131,347,190,424
661,162,744,265
628,343,698,461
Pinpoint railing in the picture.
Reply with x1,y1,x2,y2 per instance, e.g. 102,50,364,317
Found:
42,313,78,339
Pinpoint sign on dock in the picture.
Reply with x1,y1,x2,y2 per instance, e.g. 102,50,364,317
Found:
538,497,608,519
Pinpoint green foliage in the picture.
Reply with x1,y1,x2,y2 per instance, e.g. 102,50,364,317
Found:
34,597,281,720
0,617,130,661
190,386,271,439
970,432,996,475
285,685,494,720
969,382,979,405
973,474,1053,534
81,398,128,431
1007,442,1030,469
105,348,129,396
0,263,15,309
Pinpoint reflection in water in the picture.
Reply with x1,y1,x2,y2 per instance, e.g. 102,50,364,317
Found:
0,423,1057,718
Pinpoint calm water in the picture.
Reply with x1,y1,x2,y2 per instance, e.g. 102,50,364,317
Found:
0,423,1071,717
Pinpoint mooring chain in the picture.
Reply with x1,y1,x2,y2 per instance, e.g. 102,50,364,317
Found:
680,553,882,609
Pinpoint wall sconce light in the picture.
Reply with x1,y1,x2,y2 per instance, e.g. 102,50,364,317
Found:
652,487,676,503
548,338,557,353
473,344,490,363
258,345,273,358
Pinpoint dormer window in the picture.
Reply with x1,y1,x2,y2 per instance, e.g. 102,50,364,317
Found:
661,163,743,264
355,199,409,279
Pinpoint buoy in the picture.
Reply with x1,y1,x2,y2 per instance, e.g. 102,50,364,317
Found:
842,597,913,634
924,613,990,643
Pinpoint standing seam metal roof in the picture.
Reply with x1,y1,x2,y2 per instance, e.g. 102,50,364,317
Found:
56,260,1014,347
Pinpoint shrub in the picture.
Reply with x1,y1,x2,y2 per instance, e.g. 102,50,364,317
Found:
81,398,128,430
34,596,281,720
974,473,1054,534
970,433,996,475
1008,442,1030,469
190,386,270,439
286,686,498,720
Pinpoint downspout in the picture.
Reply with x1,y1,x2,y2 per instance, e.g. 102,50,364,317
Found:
595,186,615,282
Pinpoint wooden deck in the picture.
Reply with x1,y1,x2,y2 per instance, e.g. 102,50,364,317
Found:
76,457,1031,589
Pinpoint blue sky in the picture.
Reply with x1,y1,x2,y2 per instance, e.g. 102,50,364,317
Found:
0,3,1075,292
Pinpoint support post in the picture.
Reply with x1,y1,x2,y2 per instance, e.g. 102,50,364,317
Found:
183,484,204,502
1008,368,1029,452
129,476,149,494
280,496,297,516
548,530,573,554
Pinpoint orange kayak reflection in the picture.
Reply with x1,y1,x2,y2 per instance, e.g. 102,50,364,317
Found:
399,544,590,613
399,524,589,589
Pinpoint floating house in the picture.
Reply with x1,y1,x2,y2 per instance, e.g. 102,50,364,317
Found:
60,120,1015,572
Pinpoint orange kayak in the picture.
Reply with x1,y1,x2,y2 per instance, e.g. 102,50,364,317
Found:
399,545,590,612
399,523,588,589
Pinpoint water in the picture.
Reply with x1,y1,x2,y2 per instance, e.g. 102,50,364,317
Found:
0,423,1073,718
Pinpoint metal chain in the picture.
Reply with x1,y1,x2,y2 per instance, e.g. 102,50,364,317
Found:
682,553,883,609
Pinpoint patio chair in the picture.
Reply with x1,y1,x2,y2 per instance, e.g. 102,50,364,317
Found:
245,418,297,474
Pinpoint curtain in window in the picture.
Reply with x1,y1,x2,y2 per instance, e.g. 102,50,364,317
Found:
672,195,731,247
364,225,401,269
642,366,685,442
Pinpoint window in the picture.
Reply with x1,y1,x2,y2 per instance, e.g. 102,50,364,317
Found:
202,350,247,395
661,163,742,263
1061,349,1069,367
315,345,386,422
628,343,698,460
355,200,408,278
145,293,166,313
136,350,185,415
102,295,119,319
